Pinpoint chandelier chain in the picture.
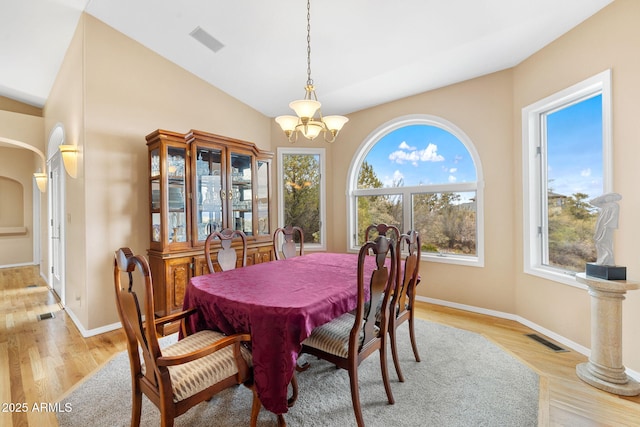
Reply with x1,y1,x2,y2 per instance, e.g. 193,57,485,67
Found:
274,0,348,143
306,0,313,87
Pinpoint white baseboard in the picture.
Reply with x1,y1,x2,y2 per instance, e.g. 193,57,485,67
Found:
48,289,640,382
0,261,36,269
64,306,122,338
418,296,640,382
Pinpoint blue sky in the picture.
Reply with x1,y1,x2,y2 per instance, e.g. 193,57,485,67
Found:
363,124,476,187
362,95,603,203
546,94,603,201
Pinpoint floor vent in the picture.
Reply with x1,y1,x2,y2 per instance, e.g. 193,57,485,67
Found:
37,312,55,321
526,333,567,352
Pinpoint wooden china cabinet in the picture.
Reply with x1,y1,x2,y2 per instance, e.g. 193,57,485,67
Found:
146,129,274,334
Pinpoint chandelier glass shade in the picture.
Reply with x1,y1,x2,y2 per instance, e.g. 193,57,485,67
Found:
275,0,348,143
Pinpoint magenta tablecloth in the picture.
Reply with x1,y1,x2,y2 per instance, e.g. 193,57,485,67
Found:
183,252,371,414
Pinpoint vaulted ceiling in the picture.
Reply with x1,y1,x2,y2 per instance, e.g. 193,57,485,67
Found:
1,0,613,117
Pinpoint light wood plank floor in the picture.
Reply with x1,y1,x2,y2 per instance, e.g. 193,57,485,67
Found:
1,265,639,426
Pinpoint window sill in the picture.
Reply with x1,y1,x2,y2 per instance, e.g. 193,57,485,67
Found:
347,248,483,267
524,266,588,290
423,253,483,268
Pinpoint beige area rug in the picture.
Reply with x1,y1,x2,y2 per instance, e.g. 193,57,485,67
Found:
57,320,539,426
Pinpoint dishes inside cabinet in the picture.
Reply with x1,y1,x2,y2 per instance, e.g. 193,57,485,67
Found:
168,186,184,211
151,190,160,210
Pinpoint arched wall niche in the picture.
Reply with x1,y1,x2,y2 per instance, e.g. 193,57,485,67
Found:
0,176,26,235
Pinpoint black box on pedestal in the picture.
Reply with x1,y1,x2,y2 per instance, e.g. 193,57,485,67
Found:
585,263,627,280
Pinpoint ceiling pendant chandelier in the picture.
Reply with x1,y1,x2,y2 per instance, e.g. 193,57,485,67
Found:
275,0,348,143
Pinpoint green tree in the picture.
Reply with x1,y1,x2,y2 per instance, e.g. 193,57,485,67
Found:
356,161,399,243
413,192,476,254
566,192,594,220
283,154,320,243
547,193,596,271
355,164,478,254
358,161,383,189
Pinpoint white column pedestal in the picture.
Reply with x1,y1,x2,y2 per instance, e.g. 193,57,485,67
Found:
575,273,640,396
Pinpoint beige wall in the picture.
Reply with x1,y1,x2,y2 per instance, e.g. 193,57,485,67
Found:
513,0,640,372
0,148,34,265
3,0,637,374
272,70,516,314
44,13,86,326
340,70,516,313
43,14,272,331
0,110,45,266
272,0,640,373
0,96,42,117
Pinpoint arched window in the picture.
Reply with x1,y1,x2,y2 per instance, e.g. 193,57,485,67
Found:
347,114,484,266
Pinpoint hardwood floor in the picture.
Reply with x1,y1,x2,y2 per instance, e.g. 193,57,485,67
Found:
415,304,640,426
1,265,639,426
0,266,127,427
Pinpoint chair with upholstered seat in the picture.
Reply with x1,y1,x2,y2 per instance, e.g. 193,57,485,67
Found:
272,225,304,260
389,230,422,382
204,228,247,273
300,235,396,427
113,247,261,427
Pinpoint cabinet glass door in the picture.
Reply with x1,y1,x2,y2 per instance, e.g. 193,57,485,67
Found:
256,160,270,236
230,152,253,235
150,148,161,243
167,146,187,244
194,147,223,243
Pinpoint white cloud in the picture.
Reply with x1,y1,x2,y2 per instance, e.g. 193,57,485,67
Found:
420,144,445,162
448,175,457,183
388,142,444,165
581,168,591,177
398,141,416,150
449,167,457,173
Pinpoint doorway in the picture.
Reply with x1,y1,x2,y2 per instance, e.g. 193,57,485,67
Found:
48,124,66,305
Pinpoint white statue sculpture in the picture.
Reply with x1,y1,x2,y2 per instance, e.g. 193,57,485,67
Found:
590,192,622,266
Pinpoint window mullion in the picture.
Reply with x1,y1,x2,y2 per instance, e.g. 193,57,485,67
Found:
346,115,482,265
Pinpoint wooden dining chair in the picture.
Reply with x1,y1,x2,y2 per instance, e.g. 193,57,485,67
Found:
300,235,396,427
364,223,400,246
204,228,247,273
113,247,261,427
272,225,304,260
389,230,422,382
365,224,400,335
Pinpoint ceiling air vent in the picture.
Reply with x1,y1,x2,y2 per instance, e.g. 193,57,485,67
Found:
190,26,225,53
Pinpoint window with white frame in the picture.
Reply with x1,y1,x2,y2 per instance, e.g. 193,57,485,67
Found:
347,114,484,267
522,70,612,286
277,147,326,250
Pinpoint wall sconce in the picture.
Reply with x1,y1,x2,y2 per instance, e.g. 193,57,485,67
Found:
59,145,78,178
34,172,47,192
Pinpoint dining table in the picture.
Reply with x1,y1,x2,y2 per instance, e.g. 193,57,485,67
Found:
182,251,379,415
